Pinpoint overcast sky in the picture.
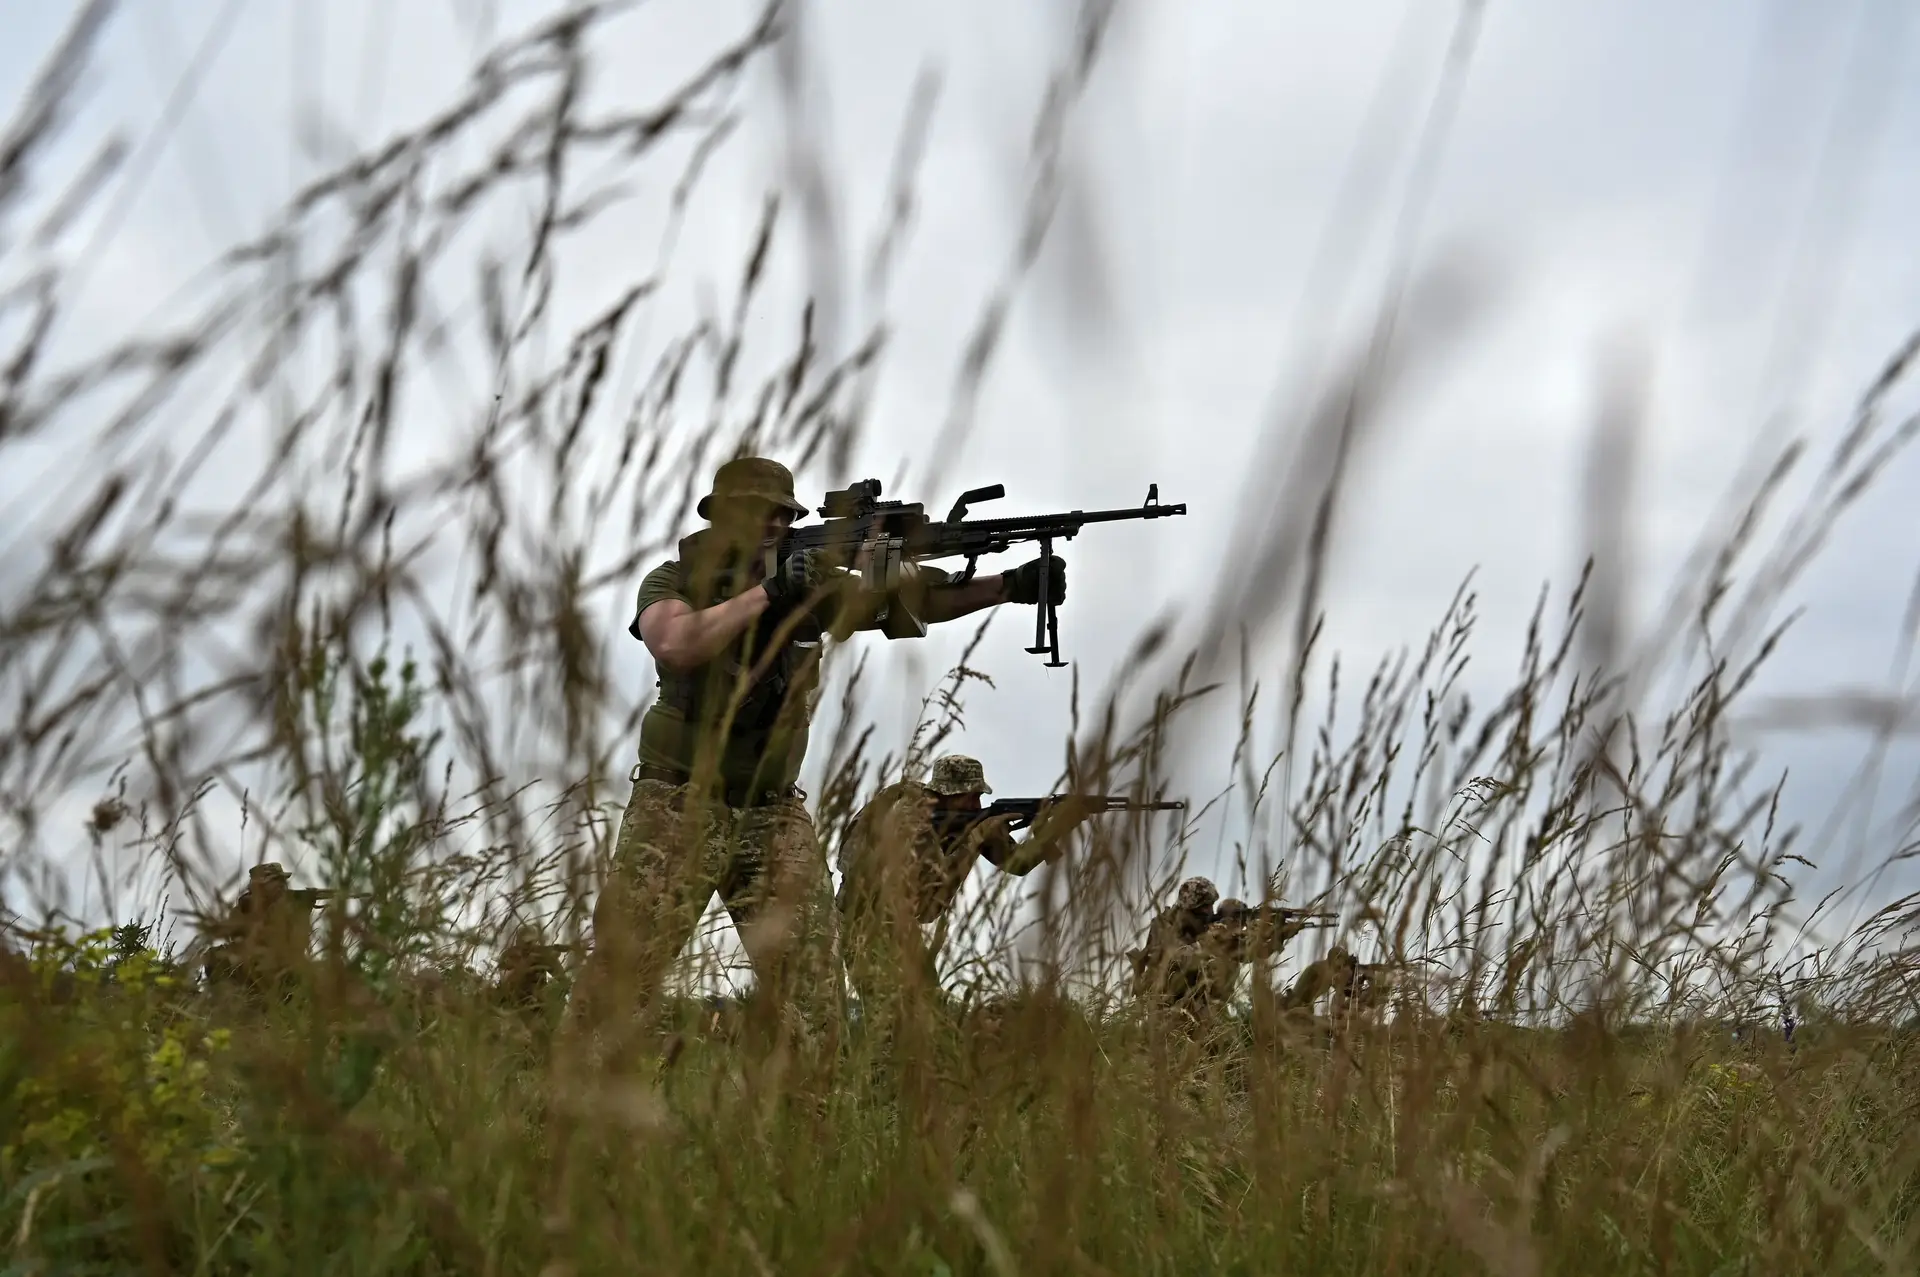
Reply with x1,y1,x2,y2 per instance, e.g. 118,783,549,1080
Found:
5,0,1920,969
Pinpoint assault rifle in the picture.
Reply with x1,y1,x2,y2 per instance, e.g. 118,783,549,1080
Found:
1213,901,1337,930
964,794,1188,834
284,888,372,909
229,886,360,916
1210,901,1337,958
685,479,1188,666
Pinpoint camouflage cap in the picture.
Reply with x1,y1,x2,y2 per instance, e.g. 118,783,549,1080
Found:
1213,897,1250,920
928,754,992,796
696,456,809,520
249,862,290,883
1177,876,1219,914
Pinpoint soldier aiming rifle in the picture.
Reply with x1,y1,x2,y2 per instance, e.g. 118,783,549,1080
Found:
949,793,1188,836
1130,884,1337,1022
1210,899,1337,960
733,473,1188,665
201,862,357,997
568,456,1188,1060
496,923,575,1012
1281,948,1417,1025
1195,898,1337,1010
837,755,1186,1022
1344,961,1398,1014
1281,946,1359,1017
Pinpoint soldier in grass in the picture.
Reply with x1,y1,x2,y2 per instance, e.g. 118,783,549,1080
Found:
496,923,572,1013
1344,961,1397,1016
1194,897,1268,1010
1128,876,1223,1016
835,754,1103,1021
1282,946,1361,1018
1131,885,1331,1023
202,862,331,998
1207,897,1336,1005
566,457,1066,1058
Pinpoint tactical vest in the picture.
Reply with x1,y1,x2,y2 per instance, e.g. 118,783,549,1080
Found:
650,529,823,746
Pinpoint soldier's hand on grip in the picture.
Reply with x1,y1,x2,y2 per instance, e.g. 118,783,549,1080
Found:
1004,553,1067,606
763,548,825,607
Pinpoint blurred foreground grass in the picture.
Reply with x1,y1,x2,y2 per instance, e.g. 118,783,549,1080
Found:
6,2,1920,1273
4,913,1915,1274
4,614,1918,1276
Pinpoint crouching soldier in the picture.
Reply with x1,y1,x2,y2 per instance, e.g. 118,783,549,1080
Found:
201,862,333,1001
836,754,1101,1029
1128,877,1224,1019
496,923,573,1014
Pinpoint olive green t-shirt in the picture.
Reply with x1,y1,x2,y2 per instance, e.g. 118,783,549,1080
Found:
632,559,809,794
631,557,956,795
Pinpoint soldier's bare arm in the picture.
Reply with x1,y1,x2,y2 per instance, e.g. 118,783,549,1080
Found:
901,553,1067,625
635,548,825,668
920,574,1011,622
636,594,771,672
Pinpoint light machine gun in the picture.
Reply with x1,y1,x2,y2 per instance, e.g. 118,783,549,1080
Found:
680,479,1188,666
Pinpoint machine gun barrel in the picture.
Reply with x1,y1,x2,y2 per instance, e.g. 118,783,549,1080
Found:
924,500,1190,542
754,481,1188,665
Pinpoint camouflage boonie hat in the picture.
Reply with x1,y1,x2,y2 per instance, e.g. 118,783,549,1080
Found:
1177,877,1218,914
249,862,290,883
1214,897,1250,921
696,456,809,520
928,755,992,796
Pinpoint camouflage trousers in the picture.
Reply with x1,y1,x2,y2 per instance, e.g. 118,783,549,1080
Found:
569,778,839,1057
836,887,944,1032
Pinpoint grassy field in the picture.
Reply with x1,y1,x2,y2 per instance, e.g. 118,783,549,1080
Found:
5,603,1918,1275
4,914,1916,1274
5,2,1920,1273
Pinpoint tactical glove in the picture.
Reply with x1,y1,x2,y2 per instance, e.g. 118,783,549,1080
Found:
1003,553,1067,606
762,548,825,607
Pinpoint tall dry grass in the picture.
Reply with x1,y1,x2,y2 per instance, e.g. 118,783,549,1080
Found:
4,2,1920,1273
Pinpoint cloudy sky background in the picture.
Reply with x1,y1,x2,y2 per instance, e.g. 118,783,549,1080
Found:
5,0,1920,976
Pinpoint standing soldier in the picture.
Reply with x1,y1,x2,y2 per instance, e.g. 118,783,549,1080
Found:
568,457,1065,1059
835,754,1102,1023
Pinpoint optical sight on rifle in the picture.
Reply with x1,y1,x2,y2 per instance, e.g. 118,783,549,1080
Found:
680,476,1189,666
795,478,1187,665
